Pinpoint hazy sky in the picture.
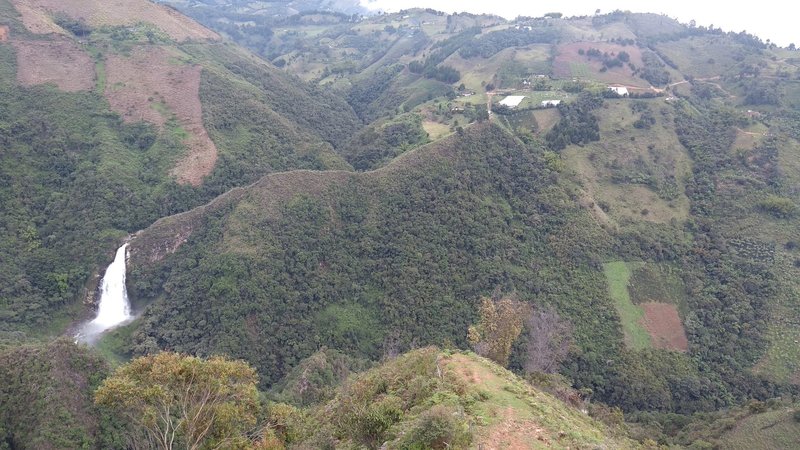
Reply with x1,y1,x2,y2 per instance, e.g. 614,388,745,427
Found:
360,0,799,47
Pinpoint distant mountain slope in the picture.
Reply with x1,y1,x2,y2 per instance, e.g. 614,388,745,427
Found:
12,0,220,42
0,0,361,338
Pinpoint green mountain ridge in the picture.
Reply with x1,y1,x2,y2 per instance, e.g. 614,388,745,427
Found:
3,1,800,448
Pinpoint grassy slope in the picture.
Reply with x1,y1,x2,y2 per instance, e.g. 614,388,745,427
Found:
603,262,651,350
296,348,639,449
717,408,800,450
562,99,691,225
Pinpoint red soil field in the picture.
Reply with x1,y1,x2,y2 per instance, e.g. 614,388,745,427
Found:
639,302,689,351
12,39,95,91
12,1,67,35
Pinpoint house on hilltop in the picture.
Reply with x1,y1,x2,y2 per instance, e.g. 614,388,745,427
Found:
541,100,561,107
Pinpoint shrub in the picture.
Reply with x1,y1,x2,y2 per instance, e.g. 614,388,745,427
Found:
758,195,796,218
747,400,767,414
334,395,403,447
402,405,471,450
267,403,311,444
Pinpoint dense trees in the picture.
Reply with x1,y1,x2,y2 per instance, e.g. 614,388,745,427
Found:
673,103,780,404
0,340,115,449
638,51,671,86
743,80,781,106
340,113,429,170
459,28,561,59
406,28,477,84
545,93,603,150
128,125,621,389
583,47,629,69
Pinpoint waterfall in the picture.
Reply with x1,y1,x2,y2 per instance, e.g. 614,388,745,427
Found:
77,243,132,343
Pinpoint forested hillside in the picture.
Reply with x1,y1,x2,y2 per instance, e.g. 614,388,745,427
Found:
0,0,361,340
3,2,800,448
127,124,623,387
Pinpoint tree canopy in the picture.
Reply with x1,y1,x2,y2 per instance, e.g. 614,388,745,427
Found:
95,353,259,450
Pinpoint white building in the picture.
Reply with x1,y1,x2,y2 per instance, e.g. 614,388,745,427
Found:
499,95,526,108
608,86,629,97
540,100,561,107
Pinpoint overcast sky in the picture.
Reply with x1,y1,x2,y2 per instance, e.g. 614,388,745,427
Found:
360,0,799,47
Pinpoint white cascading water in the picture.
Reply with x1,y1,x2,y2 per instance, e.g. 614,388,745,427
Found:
77,243,132,343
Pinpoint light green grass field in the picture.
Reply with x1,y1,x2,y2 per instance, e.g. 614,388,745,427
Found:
603,261,651,350
422,120,452,141
656,36,759,79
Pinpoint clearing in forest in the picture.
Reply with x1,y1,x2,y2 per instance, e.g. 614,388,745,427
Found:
605,261,689,351
11,0,219,42
603,261,651,350
422,120,451,141
13,38,94,91
531,108,560,134
105,45,217,185
639,302,688,351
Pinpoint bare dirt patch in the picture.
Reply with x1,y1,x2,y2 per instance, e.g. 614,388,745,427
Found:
12,0,219,42
12,38,94,91
105,45,217,185
0,25,9,41
482,407,549,449
446,354,549,449
12,1,65,35
639,302,688,351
